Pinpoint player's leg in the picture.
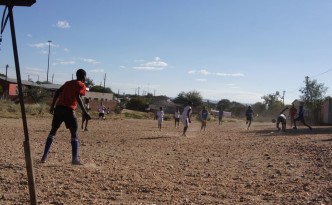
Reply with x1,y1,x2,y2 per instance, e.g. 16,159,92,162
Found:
41,108,62,162
301,119,312,130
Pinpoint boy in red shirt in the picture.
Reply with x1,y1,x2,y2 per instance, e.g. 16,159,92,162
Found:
288,104,297,127
41,69,91,165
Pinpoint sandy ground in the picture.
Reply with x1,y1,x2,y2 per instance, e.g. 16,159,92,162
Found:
0,116,332,205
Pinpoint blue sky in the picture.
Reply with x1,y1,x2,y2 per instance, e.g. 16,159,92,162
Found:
1,0,332,104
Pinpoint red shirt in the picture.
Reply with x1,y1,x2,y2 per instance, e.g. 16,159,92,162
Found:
56,80,86,110
289,107,297,117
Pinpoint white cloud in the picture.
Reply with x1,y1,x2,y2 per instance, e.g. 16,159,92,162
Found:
133,57,168,71
30,42,59,49
196,78,207,82
81,58,100,64
25,67,44,75
119,66,126,69
89,69,105,73
189,69,244,77
57,20,71,29
53,59,75,65
188,70,210,75
27,34,32,38
216,72,244,77
63,48,70,52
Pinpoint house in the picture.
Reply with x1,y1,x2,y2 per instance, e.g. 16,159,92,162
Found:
320,98,332,124
0,76,39,99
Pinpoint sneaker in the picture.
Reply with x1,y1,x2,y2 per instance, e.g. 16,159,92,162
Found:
84,128,88,131
40,158,47,163
72,160,83,165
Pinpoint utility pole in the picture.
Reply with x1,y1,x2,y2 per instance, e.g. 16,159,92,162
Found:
46,40,51,83
138,87,140,96
52,74,54,84
104,73,106,90
282,90,286,105
5,64,9,80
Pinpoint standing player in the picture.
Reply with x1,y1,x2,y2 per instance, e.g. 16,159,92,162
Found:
81,98,90,131
41,69,91,165
200,106,209,131
98,102,106,120
293,105,312,130
181,101,193,136
276,107,289,132
174,107,181,128
218,107,223,125
288,104,297,128
156,107,164,131
245,106,254,130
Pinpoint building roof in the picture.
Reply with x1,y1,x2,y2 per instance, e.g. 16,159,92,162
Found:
0,76,61,90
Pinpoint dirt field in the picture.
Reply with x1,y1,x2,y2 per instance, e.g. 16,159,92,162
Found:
0,116,331,205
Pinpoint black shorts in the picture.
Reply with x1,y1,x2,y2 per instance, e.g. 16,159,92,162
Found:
99,113,105,118
246,116,252,121
175,118,180,122
52,106,77,129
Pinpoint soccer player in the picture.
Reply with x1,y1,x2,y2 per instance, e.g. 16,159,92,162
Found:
293,105,312,130
276,107,289,132
156,107,164,131
40,69,91,165
288,104,297,127
81,98,90,131
98,102,106,120
245,106,254,130
200,106,209,131
174,108,180,128
218,107,223,125
181,101,193,136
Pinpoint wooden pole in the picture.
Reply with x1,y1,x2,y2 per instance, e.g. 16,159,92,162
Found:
8,6,38,205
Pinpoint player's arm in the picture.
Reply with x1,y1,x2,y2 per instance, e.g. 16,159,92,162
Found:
77,94,91,119
279,107,289,115
187,108,192,123
49,86,63,114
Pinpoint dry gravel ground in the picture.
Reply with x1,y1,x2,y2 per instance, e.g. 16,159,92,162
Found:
0,116,332,205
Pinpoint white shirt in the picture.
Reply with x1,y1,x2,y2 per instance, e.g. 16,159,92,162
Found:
181,105,192,120
157,110,164,120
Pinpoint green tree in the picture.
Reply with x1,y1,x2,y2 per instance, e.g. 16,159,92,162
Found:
216,99,231,111
90,85,112,93
27,86,48,103
261,91,282,110
126,97,148,111
85,77,95,88
299,76,328,111
173,90,203,108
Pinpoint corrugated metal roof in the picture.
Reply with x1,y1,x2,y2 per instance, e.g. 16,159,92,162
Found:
0,76,61,90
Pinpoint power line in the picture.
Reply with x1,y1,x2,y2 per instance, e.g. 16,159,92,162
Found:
310,68,332,78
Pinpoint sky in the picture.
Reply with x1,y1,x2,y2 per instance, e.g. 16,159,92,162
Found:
1,0,332,104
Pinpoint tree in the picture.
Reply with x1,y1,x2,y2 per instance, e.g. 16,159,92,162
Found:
173,90,203,108
85,77,95,88
261,91,282,110
90,85,112,93
27,86,48,103
126,97,148,111
216,99,231,111
299,76,328,110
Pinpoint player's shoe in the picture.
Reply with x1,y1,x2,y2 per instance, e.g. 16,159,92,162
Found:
40,158,47,163
72,160,82,165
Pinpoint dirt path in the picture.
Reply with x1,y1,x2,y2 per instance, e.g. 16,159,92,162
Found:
0,117,331,204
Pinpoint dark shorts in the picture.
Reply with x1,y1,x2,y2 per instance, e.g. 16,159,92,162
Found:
99,113,105,118
246,116,252,121
175,118,180,122
277,116,286,123
52,106,77,129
